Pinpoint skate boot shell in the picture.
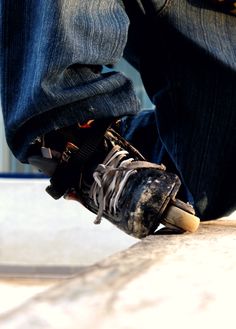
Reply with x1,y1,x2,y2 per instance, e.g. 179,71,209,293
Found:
28,122,200,238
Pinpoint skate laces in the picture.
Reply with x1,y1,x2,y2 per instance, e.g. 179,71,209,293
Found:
89,145,165,224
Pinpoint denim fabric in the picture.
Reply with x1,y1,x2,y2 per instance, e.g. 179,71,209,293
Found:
1,0,236,219
0,0,140,162
123,0,236,219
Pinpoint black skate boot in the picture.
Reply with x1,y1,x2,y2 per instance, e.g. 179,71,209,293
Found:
28,120,200,239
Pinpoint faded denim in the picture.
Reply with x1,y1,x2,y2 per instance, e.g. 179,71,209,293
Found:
1,0,236,219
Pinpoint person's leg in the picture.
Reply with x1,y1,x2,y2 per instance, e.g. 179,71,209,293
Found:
123,0,236,219
0,0,140,163
1,0,200,238
119,109,192,203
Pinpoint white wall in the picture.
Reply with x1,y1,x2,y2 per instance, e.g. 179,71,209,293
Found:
0,110,34,173
0,109,9,172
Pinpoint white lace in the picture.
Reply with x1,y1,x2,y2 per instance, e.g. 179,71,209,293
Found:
89,145,165,224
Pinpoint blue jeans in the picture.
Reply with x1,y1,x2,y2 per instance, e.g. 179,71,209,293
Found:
0,1,140,161
1,0,236,219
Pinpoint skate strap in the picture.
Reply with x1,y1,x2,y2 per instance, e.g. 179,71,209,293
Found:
46,119,112,199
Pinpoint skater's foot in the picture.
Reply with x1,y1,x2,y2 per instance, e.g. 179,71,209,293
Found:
28,120,200,238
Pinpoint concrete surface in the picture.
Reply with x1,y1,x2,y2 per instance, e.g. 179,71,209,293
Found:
0,219,236,328
0,178,236,328
0,278,59,316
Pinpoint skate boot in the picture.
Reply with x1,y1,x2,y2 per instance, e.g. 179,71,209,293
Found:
28,120,200,239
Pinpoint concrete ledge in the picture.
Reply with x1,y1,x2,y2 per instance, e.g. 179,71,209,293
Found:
1,219,236,329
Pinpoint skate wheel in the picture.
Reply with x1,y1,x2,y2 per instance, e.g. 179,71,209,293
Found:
161,205,200,233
